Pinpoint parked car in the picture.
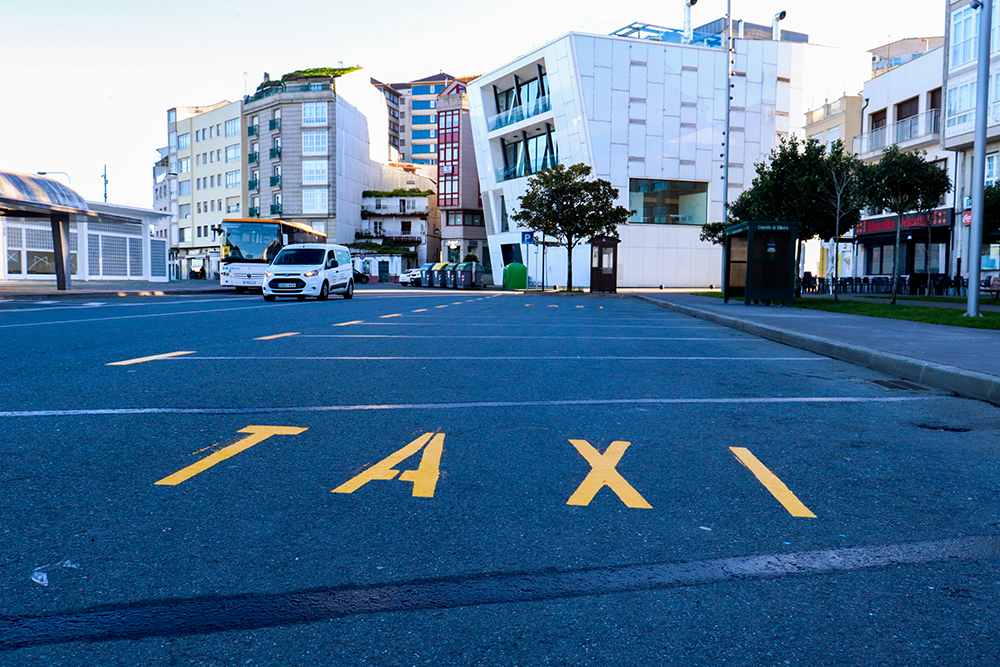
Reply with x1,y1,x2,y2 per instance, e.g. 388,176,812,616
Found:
400,268,422,286
353,269,370,284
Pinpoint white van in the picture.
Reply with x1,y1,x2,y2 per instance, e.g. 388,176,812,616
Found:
262,243,355,301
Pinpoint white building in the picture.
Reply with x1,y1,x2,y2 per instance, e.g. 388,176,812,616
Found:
468,21,871,288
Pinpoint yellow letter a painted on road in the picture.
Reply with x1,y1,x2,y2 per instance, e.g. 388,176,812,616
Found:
566,440,652,508
332,433,445,497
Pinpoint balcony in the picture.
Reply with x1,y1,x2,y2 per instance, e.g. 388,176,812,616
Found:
853,109,941,157
248,206,260,218
270,204,282,215
487,95,552,132
269,118,281,131
269,147,282,159
270,175,282,187
248,152,259,164
494,154,559,183
248,125,259,137
248,178,260,191
383,236,423,245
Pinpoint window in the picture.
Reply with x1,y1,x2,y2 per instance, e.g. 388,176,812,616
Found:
302,131,328,155
952,5,979,68
303,102,327,125
226,170,241,188
412,100,436,110
947,80,977,127
226,144,240,162
987,154,999,187
178,157,190,173
302,188,329,214
412,114,436,125
169,131,178,152
412,85,446,95
227,202,240,213
179,180,191,196
401,221,411,235
412,144,436,154
302,159,327,184
168,110,176,123
628,179,709,225
179,204,191,220
196,179,201,191
179,227,187,242
178,133,190,150
826,126,841,151
412,129,437,139
196,203,202,215
225,118,239,137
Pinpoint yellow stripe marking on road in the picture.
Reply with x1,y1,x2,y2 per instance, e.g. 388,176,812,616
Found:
452,302,464,305
334,320,364,327
108,351,196,366
412,308,429,312
155,425,308,486
380,313,402,318
254,332,300,340
435,305,449,309
730,447,816,518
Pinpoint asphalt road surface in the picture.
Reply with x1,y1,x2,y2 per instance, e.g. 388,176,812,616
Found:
1,286,999,666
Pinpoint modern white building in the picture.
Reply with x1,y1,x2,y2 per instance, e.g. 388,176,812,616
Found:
468,20,871,288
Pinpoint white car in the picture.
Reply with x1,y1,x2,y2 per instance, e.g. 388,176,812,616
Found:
399,268,423,286
262,243,355,301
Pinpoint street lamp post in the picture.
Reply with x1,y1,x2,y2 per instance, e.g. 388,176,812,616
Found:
36,171,72,185
966,0,992,317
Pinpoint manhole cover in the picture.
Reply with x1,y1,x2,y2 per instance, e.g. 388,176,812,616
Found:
870,379,930,392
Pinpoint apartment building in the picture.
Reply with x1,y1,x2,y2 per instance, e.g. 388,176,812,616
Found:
242,67,434,247
375,73,456,165
944,0,1000,275
468,19,871,287
164,100,244,279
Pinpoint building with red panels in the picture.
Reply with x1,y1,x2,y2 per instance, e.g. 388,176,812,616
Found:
436,78,488,271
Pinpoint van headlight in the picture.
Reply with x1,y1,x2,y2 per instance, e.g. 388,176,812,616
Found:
264,271,273,278
304,269,320,277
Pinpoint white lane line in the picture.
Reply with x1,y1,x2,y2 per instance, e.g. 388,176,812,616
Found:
0,297,242,314
334,322,718,329
0,395,947,418
0,302,301,329
165,355,828,361
300,335,764,341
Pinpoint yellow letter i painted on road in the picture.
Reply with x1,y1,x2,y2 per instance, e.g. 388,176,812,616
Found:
155,425,308,486
332,432,445,498
567,440,652,508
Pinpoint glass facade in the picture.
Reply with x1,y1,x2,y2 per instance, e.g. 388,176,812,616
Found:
628,179,708,225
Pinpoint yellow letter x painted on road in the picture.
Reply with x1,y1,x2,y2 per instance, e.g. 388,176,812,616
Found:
332,433,445,497
566,440,652,508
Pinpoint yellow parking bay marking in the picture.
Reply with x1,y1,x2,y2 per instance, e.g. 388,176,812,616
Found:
334,320,364,327
576,306,585,309
730,447,816,518
452,302,464,305
108,351,196,366
254,332,300,340
412,308,429,312
548,305,559,308
567,440,652,509
155,425,307,486
380,313,402,319
435,305,449,309
333,432,445,498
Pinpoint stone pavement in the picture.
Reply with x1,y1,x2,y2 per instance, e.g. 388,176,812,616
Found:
632,291,1000,406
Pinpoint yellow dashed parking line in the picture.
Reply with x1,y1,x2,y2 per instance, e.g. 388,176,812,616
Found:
108,351,196,366
254,332,300,340
334,320,364,327
380,314,402,319
412,308,429,312
435,305,449,309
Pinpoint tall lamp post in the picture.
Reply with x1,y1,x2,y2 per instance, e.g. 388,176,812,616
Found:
967,0,992,317
37,171,72,185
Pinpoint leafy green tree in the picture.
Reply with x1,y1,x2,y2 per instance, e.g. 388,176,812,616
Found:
819,141,868,301
866,146,952,304
512,163,632,290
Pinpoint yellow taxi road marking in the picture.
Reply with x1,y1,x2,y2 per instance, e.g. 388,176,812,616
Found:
380,313,402,318
412,308,429,312
108,351,196,366
567,440,652,509
155,425,307,486
730,447,816,518
332,432,445,497
254,332,300,340
334,320,364,326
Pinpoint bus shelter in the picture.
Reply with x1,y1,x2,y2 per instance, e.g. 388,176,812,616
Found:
723,221,799,306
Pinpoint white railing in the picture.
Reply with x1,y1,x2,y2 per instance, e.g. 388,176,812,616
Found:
852,109,941,156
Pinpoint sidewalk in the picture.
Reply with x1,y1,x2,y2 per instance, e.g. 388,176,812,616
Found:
0,280,229,300
633,292,1000,406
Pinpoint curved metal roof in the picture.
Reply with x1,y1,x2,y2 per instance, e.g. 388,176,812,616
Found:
0,171,88,212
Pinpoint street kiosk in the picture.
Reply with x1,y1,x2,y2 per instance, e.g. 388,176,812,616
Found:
589,236,620,293
723,221,799,306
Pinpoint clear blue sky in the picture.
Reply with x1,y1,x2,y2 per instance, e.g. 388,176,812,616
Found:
2,0,943,207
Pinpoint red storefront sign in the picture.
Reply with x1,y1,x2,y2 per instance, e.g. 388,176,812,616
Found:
854,208,953,235
963,210,972,226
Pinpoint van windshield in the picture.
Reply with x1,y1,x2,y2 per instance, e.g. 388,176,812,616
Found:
272,248,326,265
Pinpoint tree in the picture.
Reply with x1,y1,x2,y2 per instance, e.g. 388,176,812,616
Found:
867,146,952,304
819,141,868,301
512,163,632,290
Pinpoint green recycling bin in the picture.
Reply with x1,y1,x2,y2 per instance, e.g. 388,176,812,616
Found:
502,262,527,290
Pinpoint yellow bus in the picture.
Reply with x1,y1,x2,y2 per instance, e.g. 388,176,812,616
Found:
219,218,326,292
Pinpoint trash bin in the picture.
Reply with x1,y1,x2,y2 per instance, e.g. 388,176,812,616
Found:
457,262,484,289
445,263,459,288
431,262,449,288
502,262,528,290
419,263,435,288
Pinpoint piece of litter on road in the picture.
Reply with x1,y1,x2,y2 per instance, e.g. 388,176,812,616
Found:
699,526,712,531
783,542,791,545
31,571,48,586
840,534,847,538
32,559,80,585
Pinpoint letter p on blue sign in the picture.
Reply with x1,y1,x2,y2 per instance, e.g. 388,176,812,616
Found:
522,231,535,245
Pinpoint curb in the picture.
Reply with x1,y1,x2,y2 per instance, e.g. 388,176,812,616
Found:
0,288,232,301
634,295,1000,407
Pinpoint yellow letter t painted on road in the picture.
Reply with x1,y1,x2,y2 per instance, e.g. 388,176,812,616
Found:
566,440,652,508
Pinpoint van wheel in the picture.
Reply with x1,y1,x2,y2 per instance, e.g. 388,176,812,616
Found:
317,281,329,301
343,280,354,300
263,295,276,302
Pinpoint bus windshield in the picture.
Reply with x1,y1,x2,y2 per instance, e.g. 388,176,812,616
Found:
272,248,326,265
222,222,281,263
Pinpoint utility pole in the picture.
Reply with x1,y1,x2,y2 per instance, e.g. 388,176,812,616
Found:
967,0,992,317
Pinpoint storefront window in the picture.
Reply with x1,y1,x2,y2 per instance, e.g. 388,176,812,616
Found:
629,179,708,225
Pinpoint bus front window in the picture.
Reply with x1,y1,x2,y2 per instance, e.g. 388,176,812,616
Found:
222,222,281,262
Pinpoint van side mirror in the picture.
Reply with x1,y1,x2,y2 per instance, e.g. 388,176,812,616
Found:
328,259,338,269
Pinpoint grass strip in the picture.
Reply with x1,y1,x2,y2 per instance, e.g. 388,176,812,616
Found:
792,299,1000,330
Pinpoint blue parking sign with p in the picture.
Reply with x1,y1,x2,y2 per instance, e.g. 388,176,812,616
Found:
522,231,535,245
